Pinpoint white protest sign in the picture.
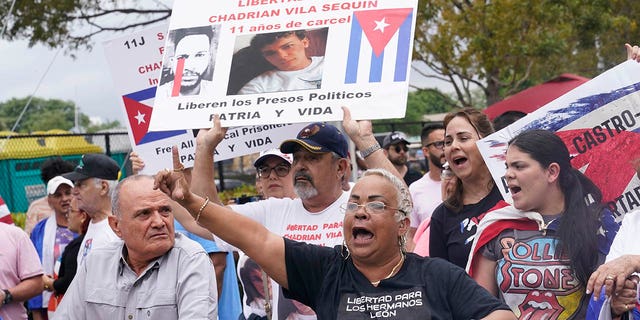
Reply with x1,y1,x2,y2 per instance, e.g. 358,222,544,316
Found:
149,0,418,131
103,24,308,174
478,60,640,220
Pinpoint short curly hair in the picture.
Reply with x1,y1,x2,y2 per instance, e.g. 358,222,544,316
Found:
40,156,76,183
361,168,412,222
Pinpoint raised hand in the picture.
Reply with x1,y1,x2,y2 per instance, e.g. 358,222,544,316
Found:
195,114,228,150
129,151,145,174
154,145,192,204
626,43,640,63
341,106,375,148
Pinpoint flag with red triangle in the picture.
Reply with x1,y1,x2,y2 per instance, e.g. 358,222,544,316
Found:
122,87,187,145
345,8,414,83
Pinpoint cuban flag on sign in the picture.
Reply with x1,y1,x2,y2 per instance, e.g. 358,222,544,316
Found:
345,8,413,84
122,87,187,145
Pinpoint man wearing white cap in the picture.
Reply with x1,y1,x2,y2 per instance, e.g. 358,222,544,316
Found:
28,176,76,320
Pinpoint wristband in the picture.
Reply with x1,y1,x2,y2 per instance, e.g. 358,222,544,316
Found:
360,143,381,158
2,289,12,305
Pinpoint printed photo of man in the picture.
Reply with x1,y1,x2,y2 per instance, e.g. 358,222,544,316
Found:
158,25,221,97
228,28,328,95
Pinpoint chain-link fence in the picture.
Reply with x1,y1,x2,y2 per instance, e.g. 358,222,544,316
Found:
0,131,131,214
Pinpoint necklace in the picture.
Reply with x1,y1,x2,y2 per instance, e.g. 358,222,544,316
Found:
371,253,405,287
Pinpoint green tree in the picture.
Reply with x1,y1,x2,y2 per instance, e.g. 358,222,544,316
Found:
414,0,639,107
0,97,120,133
86,120,123,133
2,0,171,52
372,88,456,135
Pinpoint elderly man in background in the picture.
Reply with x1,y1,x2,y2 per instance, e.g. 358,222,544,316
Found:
63,153,121,266
54,175,217,319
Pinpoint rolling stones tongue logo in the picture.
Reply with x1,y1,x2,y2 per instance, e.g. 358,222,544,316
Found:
497,237,584,319
518,291,563,320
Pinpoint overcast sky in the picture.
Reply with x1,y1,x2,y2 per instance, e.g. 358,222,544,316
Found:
0,37,126,125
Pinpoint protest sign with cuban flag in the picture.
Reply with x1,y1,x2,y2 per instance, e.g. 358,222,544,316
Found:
103,24,308,174
148,0,419,131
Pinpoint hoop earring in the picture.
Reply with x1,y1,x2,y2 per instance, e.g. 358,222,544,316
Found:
341,240,350,260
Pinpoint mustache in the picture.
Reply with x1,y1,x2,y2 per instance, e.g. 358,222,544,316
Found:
181,70,202,77
294,172,314,183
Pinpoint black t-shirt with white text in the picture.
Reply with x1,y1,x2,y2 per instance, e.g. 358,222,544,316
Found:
429,185,503,269
283,238,510,319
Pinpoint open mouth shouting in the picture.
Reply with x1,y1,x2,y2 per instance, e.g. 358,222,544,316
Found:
351,226,374,246
452,156,467,166
508,183,522,196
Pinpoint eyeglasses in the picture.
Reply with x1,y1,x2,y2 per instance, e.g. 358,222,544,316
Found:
425,140,445,150
393,145,409,153
340,201,406,215
257,164,291,179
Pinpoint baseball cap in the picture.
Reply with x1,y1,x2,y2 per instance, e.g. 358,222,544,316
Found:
382,131,410,148
280,122,348,158
47,176,74,195
63,153,120,182
254,148,293,167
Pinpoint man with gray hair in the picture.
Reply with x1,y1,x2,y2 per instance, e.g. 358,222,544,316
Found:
53,175,217,319
63,153,120,266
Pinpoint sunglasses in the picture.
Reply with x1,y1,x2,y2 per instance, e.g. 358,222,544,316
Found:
393,145,409,153
425,140,445,150
257,164,291,179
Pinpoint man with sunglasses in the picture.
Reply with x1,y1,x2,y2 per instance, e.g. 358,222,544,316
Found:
382,131,422,186
407,123,445,254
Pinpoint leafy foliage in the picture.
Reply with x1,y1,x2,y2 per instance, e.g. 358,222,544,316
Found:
218,184,259,205
0,97,120,133
2,0,171,52
372,88,456,135
414,0,639,107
